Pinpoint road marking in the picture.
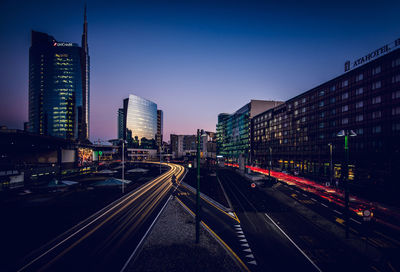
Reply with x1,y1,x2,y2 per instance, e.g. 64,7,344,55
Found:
246,254,255,258
335,217,344,225
302,193,307,197
310,198,317,202
248,260,257,265
241,243,250,247
176,197,250,272
240,239,247,242
243,248,252,252
333,210,342,215
321,203,328,208
350,218,362,225
234,224,240,227
238,235,245,238
120,195,172,272
264,213,322,272
236,230,244,234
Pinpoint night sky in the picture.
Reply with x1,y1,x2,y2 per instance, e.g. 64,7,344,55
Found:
1,0,399,142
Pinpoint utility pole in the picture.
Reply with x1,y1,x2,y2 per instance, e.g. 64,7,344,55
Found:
121,140,126,194
328,143,333,187
337,130,356,239
269,147,272,180
196,129,201,244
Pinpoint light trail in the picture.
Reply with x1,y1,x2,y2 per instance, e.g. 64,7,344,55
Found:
18,163,185,272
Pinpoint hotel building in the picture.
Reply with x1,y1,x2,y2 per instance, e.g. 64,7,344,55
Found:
251,38,400,193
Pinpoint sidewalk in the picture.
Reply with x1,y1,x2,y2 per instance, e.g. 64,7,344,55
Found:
124,197,241,272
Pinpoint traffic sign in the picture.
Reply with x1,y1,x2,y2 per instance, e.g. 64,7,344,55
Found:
251,183,256,188
363,209,371,221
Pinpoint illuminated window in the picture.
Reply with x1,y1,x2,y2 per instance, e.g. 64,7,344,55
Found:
341,80,349,87
392,90,400,99
372,66,381,75
355,87,364,95
356,101,364,108
372,96,381,104
319,90,325,96
342,92,349,100
319,101,324,107
372,81,381,90
356,73,363,82
342,105,349,112
392,58,400,67
342,118,349,125
330,85,336,91
356,114,363,122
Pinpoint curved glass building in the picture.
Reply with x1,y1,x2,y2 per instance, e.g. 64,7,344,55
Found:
120,94,157,149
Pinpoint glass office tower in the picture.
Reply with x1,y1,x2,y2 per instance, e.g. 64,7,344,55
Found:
29,31,83,139
120,94,158,149
28,8,89,140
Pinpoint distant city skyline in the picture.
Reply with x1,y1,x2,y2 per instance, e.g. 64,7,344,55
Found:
1,0,400,141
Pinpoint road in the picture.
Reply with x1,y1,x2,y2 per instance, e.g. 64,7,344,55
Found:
178,168,389,271
177,170,320,272
16,163,185,272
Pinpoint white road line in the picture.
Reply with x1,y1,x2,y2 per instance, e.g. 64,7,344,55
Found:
333,210,342,215
321,203,328,208
120,195,172,272
264,213,322,272
310,198,317,202
246,254,255,259
243,248,252,252
248,260,257,265
238,235,245,238
234,224,240,227
302,194,307,197
350,218,362,225
241,243,250,247
240,239,248,242
236,230,244,234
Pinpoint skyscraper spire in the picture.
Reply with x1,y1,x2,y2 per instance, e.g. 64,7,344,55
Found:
80,4,90,140
82,3,88,53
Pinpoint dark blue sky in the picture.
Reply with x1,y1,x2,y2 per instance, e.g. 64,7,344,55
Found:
1,0,399,141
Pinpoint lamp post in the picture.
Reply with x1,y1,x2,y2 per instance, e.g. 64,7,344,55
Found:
120,139,127,194
196,129,206,243
268,147,272,180
337,130,357,239
159,145,162,174
328,143,333,187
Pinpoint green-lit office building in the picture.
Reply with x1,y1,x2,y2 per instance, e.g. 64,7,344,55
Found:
216,100,282,164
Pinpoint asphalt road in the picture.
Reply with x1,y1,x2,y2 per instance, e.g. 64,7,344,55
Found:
15,163,185,272
177,169,323,272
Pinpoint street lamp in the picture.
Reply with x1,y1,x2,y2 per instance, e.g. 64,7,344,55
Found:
120,139,127,194
196,129,207,244
337,129,357,239
268,147,272,180
328,143,333,187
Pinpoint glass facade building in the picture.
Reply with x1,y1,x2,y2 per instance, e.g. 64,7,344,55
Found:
28,9,89,140
216,100,282,163
119,94,158,149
